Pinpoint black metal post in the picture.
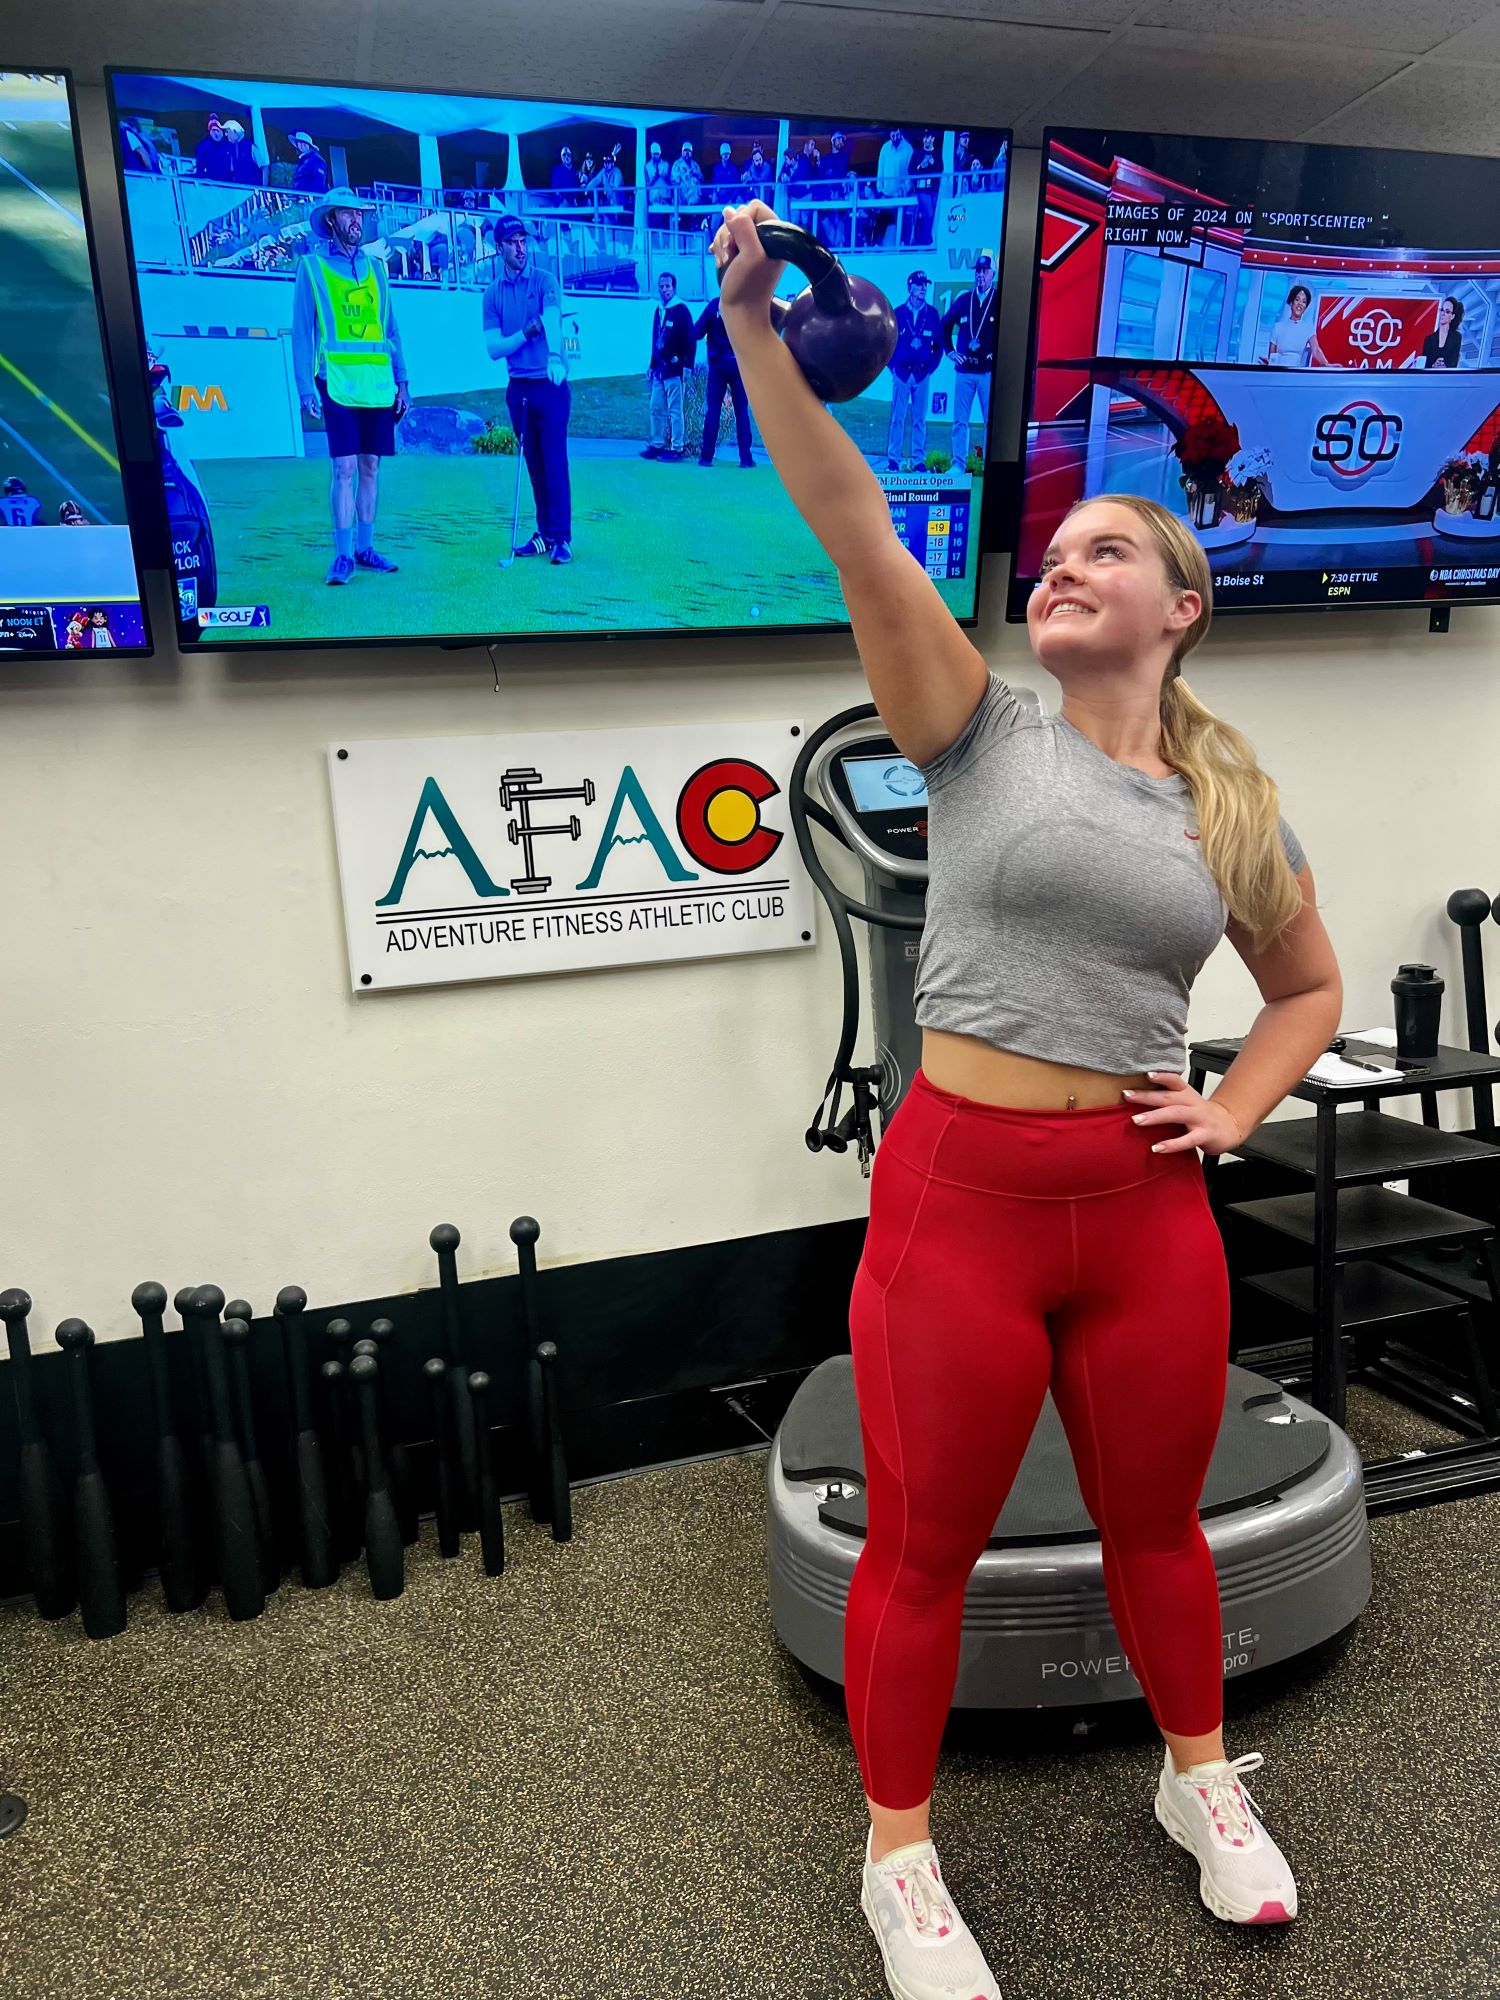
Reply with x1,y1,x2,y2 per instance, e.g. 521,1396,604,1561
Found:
1312,1097,1347,1424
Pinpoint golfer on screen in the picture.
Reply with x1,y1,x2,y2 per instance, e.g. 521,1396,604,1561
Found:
482,212,573,565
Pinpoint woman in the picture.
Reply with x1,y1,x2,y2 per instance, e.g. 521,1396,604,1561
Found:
1262,283,1327,366
1422,296,1464,369
713,201,1342,2000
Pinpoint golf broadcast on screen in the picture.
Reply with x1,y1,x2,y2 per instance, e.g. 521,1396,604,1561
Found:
1014,127,1500,617
108,71,1008,650
0,72,147,658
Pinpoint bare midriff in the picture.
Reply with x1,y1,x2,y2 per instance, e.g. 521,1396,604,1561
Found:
920,1027,1153,1111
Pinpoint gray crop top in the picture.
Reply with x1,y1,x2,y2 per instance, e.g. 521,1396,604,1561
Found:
913,672,1306,1076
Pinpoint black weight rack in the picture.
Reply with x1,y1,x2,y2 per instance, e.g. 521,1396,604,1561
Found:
1189,1037,1500,1514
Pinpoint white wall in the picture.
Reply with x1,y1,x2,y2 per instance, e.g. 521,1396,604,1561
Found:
4,95,1498,1345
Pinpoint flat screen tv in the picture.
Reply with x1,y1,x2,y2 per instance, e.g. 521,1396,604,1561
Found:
1012,127,1500,618
0,68,150,658
106,69,1009,652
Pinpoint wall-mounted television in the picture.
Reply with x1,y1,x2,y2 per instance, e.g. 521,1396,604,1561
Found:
106,68,1009,653
1012,127,1500,619
0,69,150,658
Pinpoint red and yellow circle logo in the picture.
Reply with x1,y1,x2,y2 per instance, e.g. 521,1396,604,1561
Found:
676,758,783,874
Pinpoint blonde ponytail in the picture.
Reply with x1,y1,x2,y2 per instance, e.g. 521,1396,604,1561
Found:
1160,671,1303,953
1065,493,1305,953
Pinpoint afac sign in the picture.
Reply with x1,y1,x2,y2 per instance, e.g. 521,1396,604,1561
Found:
327,722,816,993
377,756,784,905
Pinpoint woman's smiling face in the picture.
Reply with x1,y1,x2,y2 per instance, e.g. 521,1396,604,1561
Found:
1027,501,1198,674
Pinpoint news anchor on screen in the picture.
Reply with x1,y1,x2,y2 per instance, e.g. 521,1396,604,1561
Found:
1261,284,1329,367
482,213,573,565
1422,296,1464,368
293,187,410,586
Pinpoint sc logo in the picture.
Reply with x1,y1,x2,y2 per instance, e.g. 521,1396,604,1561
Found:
1311,401,1403,483
1348,310,1402,356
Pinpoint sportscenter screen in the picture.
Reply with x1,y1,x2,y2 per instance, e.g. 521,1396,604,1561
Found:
107,70,1008,651
0,71,148,657
1013,128,1500,617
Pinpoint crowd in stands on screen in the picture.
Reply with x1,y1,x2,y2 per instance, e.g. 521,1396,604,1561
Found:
0,478,41,526
123,112,1001,206
122,110,1006,277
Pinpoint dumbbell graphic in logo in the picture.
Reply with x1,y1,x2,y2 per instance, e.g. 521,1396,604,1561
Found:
499,766,596,895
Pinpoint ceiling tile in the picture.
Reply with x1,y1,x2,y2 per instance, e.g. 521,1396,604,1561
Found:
746,6,1105,123
1306,56,1500,150
791,0,1136,21
368,0,738,102
1134,0,1498,57
1423,9,1500,57
4,1,370,87
1018,30,1408,146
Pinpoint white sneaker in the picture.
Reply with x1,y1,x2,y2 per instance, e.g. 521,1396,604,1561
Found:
1154,1749,1298,1924
859,1824,1003,2000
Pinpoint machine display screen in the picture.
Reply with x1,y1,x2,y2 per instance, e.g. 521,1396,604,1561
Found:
1014,127,1500,615
0,71,149,657
842,751,927,813
108,68,1008,651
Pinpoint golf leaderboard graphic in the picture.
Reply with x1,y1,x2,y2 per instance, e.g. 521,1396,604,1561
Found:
106,69,1008,652
0,70,148,657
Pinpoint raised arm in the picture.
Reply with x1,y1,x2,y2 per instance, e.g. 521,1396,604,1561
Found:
713,202,987,767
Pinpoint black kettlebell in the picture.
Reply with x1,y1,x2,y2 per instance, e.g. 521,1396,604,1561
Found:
719,219,897,404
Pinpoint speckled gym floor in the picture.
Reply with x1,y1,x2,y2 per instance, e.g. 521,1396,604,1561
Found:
3,1385,1497,2000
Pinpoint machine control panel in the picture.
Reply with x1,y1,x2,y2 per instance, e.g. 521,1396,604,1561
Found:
826,741,929,864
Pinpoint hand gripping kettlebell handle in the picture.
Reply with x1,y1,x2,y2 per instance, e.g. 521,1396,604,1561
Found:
719,218,897,402
750,221,846,316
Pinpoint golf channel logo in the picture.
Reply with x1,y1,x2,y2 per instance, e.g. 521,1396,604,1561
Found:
198,605,271,629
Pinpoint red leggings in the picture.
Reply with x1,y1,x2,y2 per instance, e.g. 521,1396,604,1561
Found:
845,1070,1231,1809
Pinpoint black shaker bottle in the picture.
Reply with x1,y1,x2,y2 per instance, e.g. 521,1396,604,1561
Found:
1392,963,1443,1059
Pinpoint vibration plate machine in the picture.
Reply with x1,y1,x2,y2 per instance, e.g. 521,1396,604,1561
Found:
766,701,1372,1711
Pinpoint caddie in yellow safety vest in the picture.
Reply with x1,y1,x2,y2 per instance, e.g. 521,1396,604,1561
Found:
293,186,411,586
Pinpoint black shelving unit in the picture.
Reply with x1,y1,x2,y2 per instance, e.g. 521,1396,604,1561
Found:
1189,1037,1500,1513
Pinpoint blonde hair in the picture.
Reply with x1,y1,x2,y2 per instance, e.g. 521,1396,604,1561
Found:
1063,492,1304,952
